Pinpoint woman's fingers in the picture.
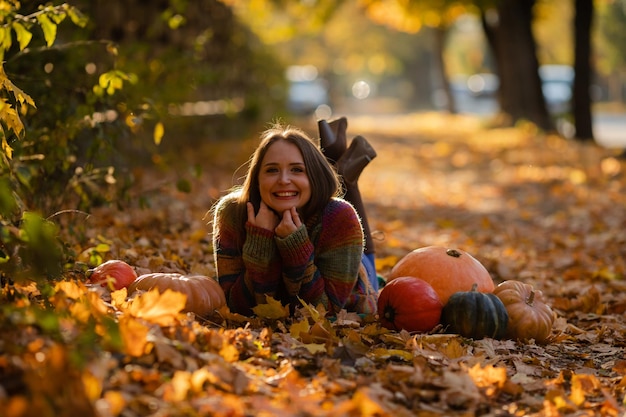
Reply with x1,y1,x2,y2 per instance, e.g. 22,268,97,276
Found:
246,202,256,224
256,201,279,230
275,207,300,238
290,206,302,228
250,202,301,236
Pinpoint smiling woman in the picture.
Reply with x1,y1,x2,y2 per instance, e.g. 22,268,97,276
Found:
210,123,377,316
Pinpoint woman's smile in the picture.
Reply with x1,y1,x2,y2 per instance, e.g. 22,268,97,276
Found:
274,191,298,197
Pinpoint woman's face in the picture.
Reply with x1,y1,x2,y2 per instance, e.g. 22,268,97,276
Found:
258,140,311,213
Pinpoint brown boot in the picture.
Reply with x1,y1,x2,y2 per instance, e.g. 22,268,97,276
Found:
318,117,348,163
336,135,377,184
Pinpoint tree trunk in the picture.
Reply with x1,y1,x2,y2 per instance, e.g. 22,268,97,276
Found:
433,26,456,114
573,0,594,141
481,1,553,131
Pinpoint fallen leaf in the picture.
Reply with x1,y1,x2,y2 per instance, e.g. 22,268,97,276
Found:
252,296,289,319
126,288,186,325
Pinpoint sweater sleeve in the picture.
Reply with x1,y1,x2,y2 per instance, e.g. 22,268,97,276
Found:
276,199,364,313
316,200,364,313
275,224,315,299
213,197,282,315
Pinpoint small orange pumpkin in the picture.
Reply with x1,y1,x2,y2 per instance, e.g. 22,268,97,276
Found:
493,280,555,343
128,273,226,317
388,246,494,304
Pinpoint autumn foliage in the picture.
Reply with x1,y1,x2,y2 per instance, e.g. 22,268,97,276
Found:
1,113,625,416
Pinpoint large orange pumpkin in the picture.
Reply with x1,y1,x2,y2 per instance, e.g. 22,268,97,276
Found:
388,246,494,304
128,273,226,317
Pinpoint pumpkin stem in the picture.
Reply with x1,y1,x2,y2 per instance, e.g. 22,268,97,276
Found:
446,249,462,258
527,290,535,306
470,283,478,291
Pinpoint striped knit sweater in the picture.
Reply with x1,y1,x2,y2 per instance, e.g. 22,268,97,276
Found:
212,194,377,316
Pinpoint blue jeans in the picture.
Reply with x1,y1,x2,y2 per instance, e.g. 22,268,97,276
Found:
362,253,378,292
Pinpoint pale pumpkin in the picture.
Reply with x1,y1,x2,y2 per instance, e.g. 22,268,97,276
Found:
388,246,494,304
128,273,226,317
493,280,555,343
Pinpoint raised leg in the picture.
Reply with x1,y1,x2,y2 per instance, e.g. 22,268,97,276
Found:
336,136,377,256
318,117,347,163
319,119,377,255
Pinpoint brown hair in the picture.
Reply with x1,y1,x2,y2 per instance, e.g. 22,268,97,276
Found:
237,123,341,221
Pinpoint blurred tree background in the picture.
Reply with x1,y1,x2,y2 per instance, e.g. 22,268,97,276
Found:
1,0,625,282
226,0,624,134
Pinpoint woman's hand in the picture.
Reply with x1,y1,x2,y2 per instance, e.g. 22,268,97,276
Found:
247,201,279,231
275,206,302,238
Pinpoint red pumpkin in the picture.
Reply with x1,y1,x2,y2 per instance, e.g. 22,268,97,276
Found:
128,273,226,317
89,260,137,290
378,276,443,333
388,246,494,304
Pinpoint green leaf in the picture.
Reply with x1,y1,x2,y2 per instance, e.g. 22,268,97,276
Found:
17,212,65,280
94,243,111,254
98,72,111,86
0,26,12,53
49,11,66,25
68,6,89,28
167,14,186,29
36,13,57,47
0,248,9,264
0,177,18,217
176,178,191,193
12,22,33,51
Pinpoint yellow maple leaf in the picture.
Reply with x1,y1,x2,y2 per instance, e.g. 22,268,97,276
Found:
252,295,289,319
0,65,35,107
570,373,601,406
1,135,14,159
70,300,92,323
110,288,129,309
467,363,507,397
86,290,109,318
289,319,310,339
297,297,324,322
54,280,86,300
118,315,149,357
127,288,187,326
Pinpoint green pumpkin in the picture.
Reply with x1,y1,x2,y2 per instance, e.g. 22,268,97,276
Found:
441,284,509,339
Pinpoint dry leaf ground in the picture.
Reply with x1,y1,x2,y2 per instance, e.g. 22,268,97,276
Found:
1,112,625,416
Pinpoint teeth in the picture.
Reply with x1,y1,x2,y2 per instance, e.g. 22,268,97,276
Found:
275,192,297,197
